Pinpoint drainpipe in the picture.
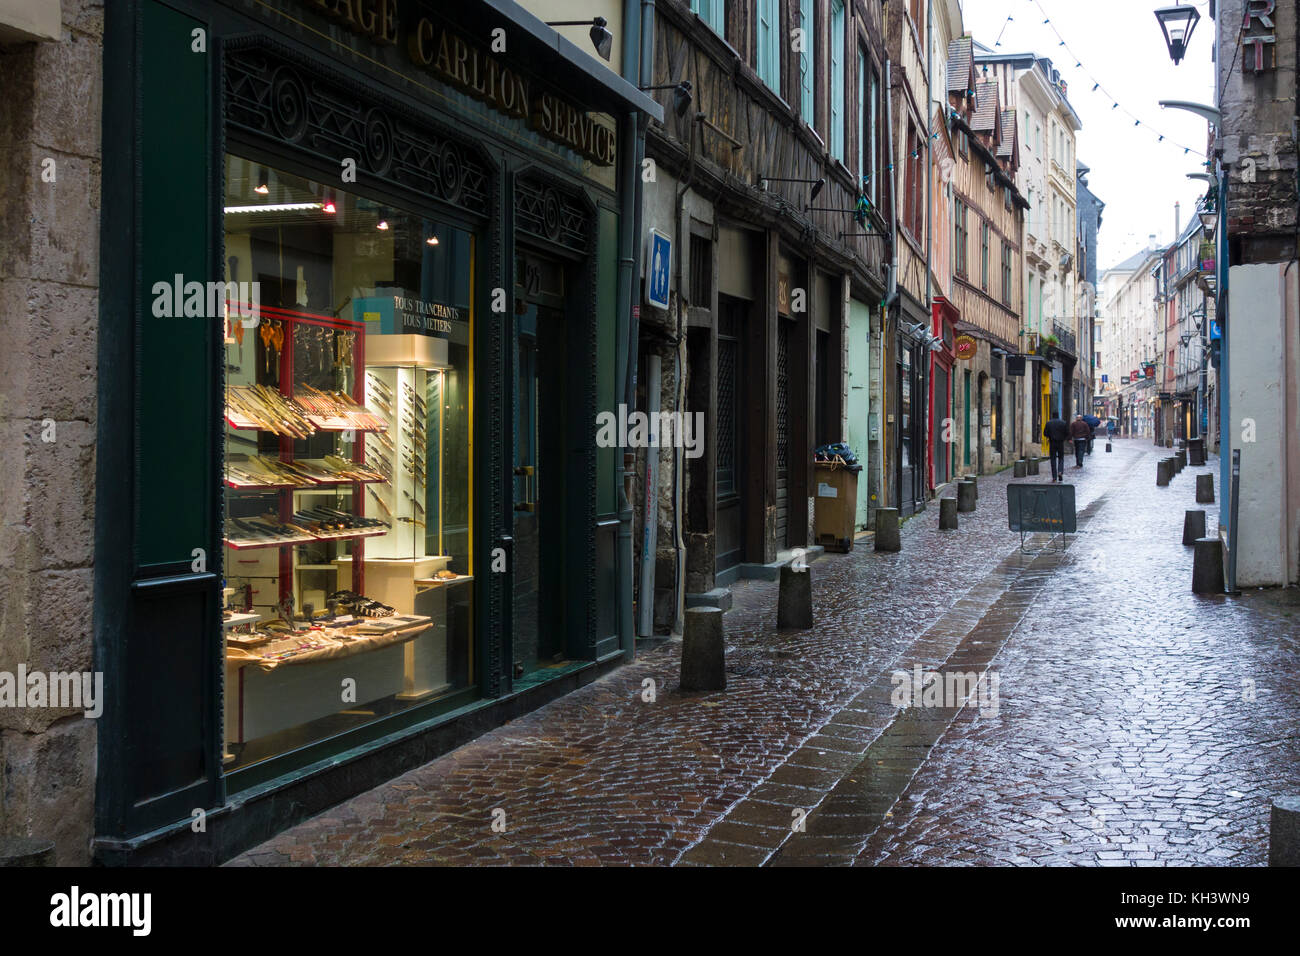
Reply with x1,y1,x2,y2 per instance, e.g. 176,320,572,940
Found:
613,0,643,659
669,111,698,637
881,58,898,512
923,0,933,496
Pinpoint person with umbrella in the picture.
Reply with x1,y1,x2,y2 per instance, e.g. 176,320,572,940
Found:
1082,413,1102,455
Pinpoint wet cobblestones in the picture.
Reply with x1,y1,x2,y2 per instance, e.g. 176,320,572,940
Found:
228,441,1300,866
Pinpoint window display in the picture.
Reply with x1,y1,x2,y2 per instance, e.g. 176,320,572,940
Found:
221,154,474,771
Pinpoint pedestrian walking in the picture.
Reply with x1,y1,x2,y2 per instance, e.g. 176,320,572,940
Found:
1107,419,1117,440
1069,414,1090,468
1043,414,1070,482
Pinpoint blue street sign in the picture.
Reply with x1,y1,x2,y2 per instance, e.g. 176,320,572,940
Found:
1210,319,1222,340
647,230,672,310
1101,374,1108,383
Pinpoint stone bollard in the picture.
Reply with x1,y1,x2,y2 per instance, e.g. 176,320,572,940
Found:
1192,537,1225,594
939,496,958,530
1013,459,1027,478
1105,442,1112,453
1166,438,1174,449
681,606,725,690
0,837,55,867
875,507,901,552
1197,473,1215,503
1269,796,1300,866
1029,457,1041,475
777,563,813,630
1175,450,1187,473
1183,509,1207,546
968,475,978,500
1157,459,1172,486
957,479,976,513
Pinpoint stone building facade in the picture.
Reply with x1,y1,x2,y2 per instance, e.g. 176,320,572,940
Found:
0,0,103,865
1213,0,1300,586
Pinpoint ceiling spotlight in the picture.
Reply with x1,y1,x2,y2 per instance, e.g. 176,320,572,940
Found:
546,17,613,61
642,80,693,118
254,183,269,195
426,236,439,246
322,201,337,214
758,175,825,202
376,220,390,231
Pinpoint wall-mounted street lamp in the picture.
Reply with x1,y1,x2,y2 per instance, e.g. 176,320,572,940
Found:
546,17,613,61
1154,3,1202,65
760,176,825,201
641,81,693,118
1198,208,1218,239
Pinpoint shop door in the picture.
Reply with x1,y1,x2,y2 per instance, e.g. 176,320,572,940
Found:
933,365,949,485
775,317,791,548
716,299,745,574
512,279,566,678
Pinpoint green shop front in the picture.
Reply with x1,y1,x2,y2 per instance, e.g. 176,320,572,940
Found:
94,0,660,864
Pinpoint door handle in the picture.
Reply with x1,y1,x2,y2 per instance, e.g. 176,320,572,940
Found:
513,465,535,512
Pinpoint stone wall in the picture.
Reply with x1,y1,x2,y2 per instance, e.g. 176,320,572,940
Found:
0,0,102,866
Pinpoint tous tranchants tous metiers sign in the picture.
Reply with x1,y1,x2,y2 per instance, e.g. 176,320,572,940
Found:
296,0,616,166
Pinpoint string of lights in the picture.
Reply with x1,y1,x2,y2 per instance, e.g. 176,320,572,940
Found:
1008,0,1208,160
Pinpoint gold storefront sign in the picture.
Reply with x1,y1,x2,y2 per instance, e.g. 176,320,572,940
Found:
295,1,616,166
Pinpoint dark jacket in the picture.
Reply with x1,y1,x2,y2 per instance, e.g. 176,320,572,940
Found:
1043,418,1070,444
1068,418,1091,440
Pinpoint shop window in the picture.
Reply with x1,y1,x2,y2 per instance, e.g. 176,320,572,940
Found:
221,153,474,772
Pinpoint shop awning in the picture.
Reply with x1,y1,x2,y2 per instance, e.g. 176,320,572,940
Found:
482,0,665,122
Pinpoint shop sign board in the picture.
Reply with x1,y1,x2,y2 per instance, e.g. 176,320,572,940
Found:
954,335,977,361
1007,483,1077,534
292,0,617,165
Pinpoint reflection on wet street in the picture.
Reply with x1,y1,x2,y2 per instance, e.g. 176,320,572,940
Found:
230,440,1300,867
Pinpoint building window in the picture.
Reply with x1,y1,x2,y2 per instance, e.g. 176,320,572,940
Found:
756,0,780,93
981,221,990,292
905,122,924,237
830,0,846,161
692,0,726,37
1002,241,1013,306
856,47,865,177
1028,274,1036,329
869,68,880,201
799,0,814,125
954,198,968,277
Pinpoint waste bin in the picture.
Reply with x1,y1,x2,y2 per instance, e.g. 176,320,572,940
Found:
813,460,859,553
1187,437,1206,466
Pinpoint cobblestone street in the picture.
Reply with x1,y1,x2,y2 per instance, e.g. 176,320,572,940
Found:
229,440,1300,866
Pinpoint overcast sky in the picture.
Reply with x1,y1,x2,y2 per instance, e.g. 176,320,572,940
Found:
960,0,1215,272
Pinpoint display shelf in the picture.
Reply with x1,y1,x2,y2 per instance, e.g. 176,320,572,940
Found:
225,531,317,550
222,611,262,629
